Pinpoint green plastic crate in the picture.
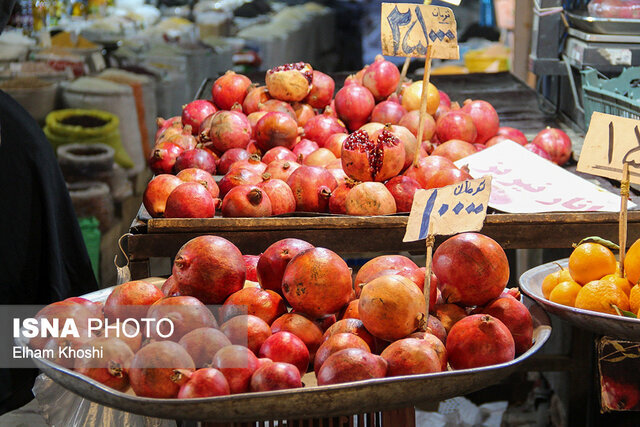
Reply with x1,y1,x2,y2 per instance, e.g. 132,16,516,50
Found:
581,67,640,129
78,216,100,282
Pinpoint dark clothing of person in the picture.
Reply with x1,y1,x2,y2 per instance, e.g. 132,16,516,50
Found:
0,90,99,413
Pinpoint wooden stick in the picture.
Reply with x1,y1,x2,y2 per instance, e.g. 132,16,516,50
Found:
423,234,435,325
395,57,411,96
619,162,630,278
413,45,433,167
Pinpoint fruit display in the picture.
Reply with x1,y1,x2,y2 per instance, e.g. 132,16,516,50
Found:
25,232,537,400
540,237,640,319
144,59,572,219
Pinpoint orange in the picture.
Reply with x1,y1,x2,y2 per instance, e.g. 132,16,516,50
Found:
574,280,629,315
601,274,632,296
549,281,581,307
630,284,640,314
624,238,640,286
568,243,617,285
542,268,573,299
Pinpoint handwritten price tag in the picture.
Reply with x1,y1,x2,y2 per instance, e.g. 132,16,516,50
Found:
577,112,640,185
381,3,459,59
404,176,491,242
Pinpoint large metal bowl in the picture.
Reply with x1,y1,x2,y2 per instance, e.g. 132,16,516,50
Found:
31,286,552,422
520,259,640,341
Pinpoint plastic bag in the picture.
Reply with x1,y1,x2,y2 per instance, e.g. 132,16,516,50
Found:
33,374,176,427
588,0,640,19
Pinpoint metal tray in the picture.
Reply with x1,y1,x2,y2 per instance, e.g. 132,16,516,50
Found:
566,10,640,36
30,286,551,422
520,259,640,341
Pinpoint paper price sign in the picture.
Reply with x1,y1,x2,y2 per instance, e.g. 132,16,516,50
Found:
577,112,640,185
381,3,459,60
404,176,491,242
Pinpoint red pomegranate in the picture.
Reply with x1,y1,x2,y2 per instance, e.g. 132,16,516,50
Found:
424,167,472,190
433,233,509,307
388,124,419,170
399,110,436,143
324,132,347,157
433,303,468,333
220,314,272,355
146,296,218,341
178,368,230,398
229,154,267,174
461,100,499,144
359,275,427,341
264,160,300,182
293,102,316,127
436,110,477,144
250,362,302,391
181,100,217,135
258,175,296,215
485,134,511,147
532,127,572,165
248,111,268,138
259,99,297,120
329,180,355,214
149,141,183,175
212,345,260,394
178,327,231,368
341,127,405,182
322,318,376,351
601,376,640,410
176,168,219,199
265,62,313,102
407,330,447,370
303,110,347,147
242,254,259,282
256,238,315,293
362,55,401,101
221,287,286,324
217,148,249,175
143,174,183,218
303,148,337,168
314,332,370,375
173,148,217,175
371,97,407,125
261,146,297,164
161,126,197,150
380,338,442,376
481,297,533,355
355,255,419,294
446,314,515,369
221,185,272,217
156,116,181,140
328,165,348,186
173,235,246,304
161,275,180,297
103,280,163,322
211,71,252,110
255,111,299,151
304,70,335,109
345,182,396,216
282,247,353,318
286,166,338,212
292,138,319,161
73,337,134,392
431,139,477,162
496,126,528,146
338,300,360,320
207,110,252,152
271,313,324,361
129,341,195,398
243,86,271,115
385,175,421,212
246,140,261,156
218,168,262,198
334,83,376,131
524,142,552,160
258,331,310,375
165,182,216,218
317,348,387,385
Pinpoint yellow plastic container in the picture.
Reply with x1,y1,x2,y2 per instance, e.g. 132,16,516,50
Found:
464,48,510,73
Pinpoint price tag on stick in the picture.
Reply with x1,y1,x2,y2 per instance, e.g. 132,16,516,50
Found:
404,176,492,323
381,3,459,168
577,112,640,276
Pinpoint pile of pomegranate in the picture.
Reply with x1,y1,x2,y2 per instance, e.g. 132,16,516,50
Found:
144,59,573,219
30,232,534,399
